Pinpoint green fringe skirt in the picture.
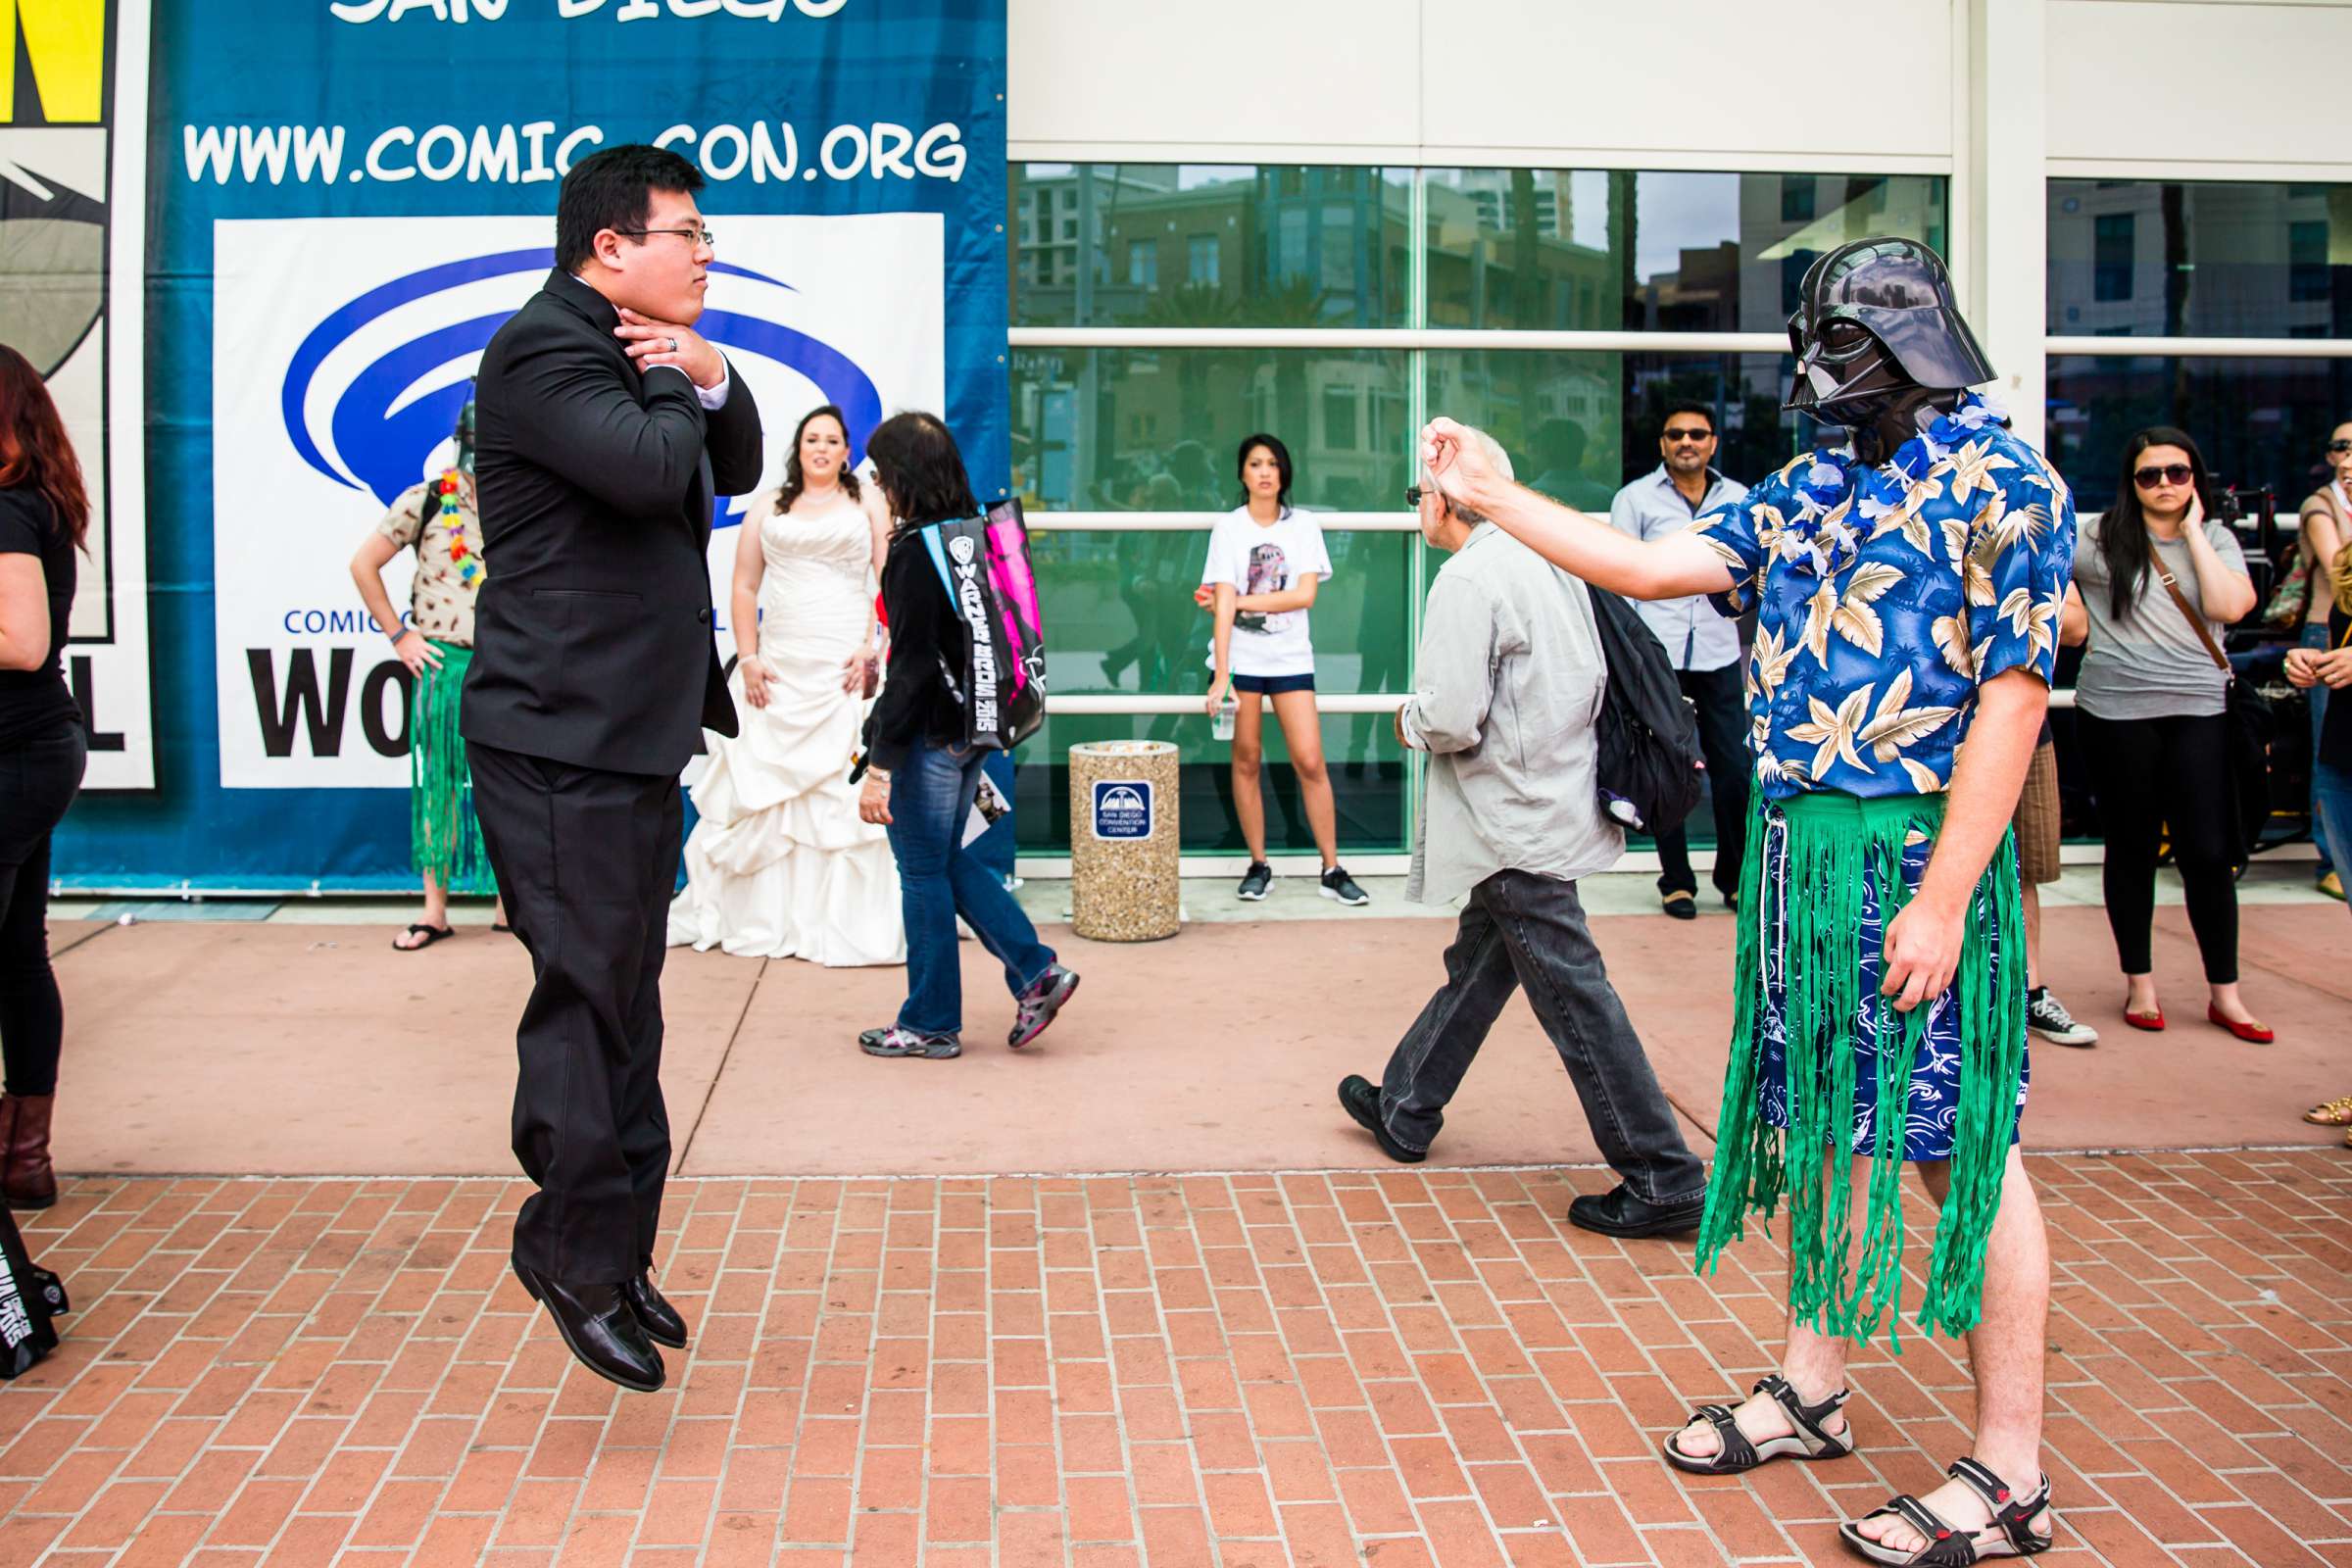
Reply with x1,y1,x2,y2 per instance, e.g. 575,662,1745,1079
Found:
411,641,491,895
1691,790,2028,1348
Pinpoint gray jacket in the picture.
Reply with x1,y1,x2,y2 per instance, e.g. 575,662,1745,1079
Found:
1400,523,1623,905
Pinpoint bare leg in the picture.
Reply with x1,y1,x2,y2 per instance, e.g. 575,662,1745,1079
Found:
2021,881,2042,991
1231,693,1268,864
1669,1157,1865,1458
2207,979,2265,1030
1853,1147,2052,1553
394,872,450,951
2124,968,2159,1016
1270,689,1340,870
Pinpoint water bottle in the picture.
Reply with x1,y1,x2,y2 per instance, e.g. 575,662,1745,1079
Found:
1211,692,1238,742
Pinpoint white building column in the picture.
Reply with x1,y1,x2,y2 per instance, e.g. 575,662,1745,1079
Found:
1965,0,2049,450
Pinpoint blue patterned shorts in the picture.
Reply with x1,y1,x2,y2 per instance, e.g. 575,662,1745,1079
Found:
1755,825,2030,1162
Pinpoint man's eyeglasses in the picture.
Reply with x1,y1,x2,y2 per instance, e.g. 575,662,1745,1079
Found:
618,225,715,248
2132,463,2194,489
1663,428,1712,444
1405,485,1430,509
2328,439,2352,454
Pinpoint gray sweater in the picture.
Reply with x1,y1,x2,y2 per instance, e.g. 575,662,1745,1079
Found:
1400,523,1623,906
2072,514,2248,720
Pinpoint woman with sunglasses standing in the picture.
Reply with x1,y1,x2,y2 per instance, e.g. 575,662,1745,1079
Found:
2059,426,2267,1041
2293,422,2352,901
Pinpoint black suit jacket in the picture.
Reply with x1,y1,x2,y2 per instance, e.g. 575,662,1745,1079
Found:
461,270,764,775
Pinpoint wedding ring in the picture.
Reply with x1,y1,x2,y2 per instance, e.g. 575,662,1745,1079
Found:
667,336,679,353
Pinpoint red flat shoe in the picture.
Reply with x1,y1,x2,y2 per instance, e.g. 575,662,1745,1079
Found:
2207,1004,2274,1044
2123,1006,2165,1032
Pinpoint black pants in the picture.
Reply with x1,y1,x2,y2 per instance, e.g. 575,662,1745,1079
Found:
2079,710,2237,984
1653,663,1749,902
1378,868,1706,1206
470,742,679,1284
0,722,85,1099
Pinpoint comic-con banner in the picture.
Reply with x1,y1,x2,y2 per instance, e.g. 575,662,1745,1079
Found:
1,0,156,790
57,0,1004,884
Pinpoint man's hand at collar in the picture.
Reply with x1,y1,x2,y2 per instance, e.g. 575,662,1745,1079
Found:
616,308,726,395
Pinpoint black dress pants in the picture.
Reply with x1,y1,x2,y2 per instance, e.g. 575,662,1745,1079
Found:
470,741,679,1284
1652,663,1750,901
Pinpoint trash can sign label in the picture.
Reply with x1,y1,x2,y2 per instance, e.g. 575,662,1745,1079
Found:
1091,780,1153,841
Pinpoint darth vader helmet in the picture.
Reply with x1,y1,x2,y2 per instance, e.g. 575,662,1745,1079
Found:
1783,237,1993,425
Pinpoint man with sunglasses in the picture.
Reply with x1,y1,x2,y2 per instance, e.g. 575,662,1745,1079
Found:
464,144,763,1395
1607,403,1750,919
1420,237,2075,1563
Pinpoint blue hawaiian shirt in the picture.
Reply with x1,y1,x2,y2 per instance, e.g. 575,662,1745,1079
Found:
1689,394,2077,801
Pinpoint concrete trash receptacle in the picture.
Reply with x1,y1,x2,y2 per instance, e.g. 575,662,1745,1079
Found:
1069,740,1180,942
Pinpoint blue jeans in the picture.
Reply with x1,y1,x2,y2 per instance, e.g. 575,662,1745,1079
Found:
2317,757,2352,914
887,742,1055,1035
2304,623,2334,875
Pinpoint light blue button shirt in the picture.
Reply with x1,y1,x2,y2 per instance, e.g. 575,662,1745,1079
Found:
1606,466,1747,671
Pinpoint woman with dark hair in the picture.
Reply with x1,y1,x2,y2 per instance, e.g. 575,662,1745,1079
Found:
0,345,92,1209
2060,426,2266,1041
855,412,1078,1059
671,405,901,964
1195,433,1368,906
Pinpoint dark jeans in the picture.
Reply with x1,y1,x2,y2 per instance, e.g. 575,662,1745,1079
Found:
470,742,678,1285
0,722,86,1099
1378,868,1705,1206
2080,710,2237,983
1653,663,1749,901
2317,757,2352,911
2301,623,2333,875
888,741,1054,1036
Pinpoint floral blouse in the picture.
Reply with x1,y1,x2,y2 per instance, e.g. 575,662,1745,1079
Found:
1688,393,2077,801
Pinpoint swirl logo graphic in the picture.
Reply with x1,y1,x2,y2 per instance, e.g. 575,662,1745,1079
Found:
281,247,885,521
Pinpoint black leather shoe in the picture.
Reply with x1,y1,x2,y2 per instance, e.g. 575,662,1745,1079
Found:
1337,1075,1425,1164
621,1271,688,1349
514,1263,665,1393
1567,1184,1706,1240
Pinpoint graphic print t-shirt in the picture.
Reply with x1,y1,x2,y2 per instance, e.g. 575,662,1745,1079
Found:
1200,507,1334,678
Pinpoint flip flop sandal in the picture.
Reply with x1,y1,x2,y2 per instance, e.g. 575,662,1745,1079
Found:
394,923,455,952
2304,1094,2352,1126
1839,1457,2053,1564
1661,1374,1853,1474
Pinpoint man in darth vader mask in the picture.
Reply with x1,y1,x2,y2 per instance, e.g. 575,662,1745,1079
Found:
1417,237,2078,1564
1784,236,1998,466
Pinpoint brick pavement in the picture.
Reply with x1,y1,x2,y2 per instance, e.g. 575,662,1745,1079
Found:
0,1151,2347,1567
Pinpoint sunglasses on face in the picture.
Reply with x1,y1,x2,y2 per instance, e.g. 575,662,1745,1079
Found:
2329,440,2352,454
2133,464,2194,489
1663,428,1712,443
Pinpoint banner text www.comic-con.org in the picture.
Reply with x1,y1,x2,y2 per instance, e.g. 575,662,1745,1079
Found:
183,121,967,187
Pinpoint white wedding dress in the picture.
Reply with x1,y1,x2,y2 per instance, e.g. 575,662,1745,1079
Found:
668,493,905,965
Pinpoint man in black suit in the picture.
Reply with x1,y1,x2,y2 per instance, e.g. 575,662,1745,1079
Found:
463,144,762,1393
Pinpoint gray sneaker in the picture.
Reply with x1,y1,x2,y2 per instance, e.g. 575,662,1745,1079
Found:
1237,862,1273,901
1320,865,1370,906
2027,987,2097,1048
859,1025,961,1059
1008,964,1081,1050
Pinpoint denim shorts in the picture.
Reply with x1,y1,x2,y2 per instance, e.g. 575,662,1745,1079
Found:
1231,672,1315,696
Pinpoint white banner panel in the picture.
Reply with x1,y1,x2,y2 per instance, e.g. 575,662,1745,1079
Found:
211,213,945,789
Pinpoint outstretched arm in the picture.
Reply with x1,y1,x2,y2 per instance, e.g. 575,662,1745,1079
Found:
1420,417,1735,601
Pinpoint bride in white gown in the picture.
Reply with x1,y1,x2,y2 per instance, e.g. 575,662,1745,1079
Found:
669,406,906,964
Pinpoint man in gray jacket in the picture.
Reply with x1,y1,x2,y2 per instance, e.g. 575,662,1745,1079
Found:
1337,426,1708,1238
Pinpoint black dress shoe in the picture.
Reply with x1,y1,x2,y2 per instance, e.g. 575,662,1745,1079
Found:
1661,890,1698,920
1337,1075,1425,1164
1567,1184,1706,1239
621,1271,688,1349
514,1263,665,1393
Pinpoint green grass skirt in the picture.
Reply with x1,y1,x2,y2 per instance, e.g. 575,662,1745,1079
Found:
411,641,492,896
1691,790,2026,1348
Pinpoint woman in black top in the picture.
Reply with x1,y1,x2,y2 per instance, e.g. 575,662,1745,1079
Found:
854,413,1078,1059
0,346,92,1209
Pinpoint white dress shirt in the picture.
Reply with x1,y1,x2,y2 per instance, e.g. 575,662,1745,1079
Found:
1605,466,1746,671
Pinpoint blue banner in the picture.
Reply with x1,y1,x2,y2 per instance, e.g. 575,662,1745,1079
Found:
60,0,1007,889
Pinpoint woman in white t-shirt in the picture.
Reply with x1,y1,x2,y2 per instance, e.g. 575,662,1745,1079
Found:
1197,433,1370,906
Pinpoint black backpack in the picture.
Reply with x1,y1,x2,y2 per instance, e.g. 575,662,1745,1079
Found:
1585,583,1706,834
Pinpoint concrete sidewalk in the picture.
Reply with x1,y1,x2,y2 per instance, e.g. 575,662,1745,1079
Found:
37,883,2350,1182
